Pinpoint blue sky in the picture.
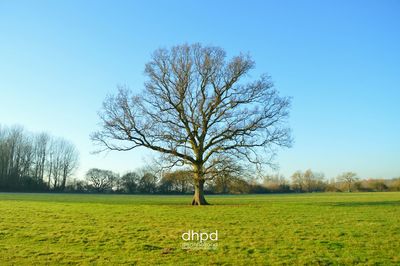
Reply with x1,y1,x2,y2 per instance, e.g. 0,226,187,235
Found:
0,0,399,179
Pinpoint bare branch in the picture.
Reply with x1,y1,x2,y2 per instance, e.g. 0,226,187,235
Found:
92,43,292,205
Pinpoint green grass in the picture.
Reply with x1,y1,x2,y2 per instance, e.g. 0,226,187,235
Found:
0,192,399,265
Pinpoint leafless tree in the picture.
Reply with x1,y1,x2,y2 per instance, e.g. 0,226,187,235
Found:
209,156,246,194
160,169,192,193
47,138,79,191
337,172,358,192
32,133,50,182
5,126,24,177
85,168,118,192
92,43,292,205
263,174,289,192
120,171,141,193
290,169,325,192
59,140,79,190
303,169,325,192
291,171,304,192
0,125,78,191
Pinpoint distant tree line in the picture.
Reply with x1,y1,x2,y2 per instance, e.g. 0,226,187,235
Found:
1,125,398,194
62,167,400,194
258,170,400,193
0,125,79,192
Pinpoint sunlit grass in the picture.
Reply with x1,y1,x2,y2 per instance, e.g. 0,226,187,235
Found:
0,192,399,265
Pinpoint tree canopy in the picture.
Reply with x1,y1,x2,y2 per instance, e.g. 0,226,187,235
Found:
92,43,292,204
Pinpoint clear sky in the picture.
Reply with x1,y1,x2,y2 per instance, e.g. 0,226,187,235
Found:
0,0,399,179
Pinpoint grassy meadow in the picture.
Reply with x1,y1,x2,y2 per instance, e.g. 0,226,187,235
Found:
0,192,399,265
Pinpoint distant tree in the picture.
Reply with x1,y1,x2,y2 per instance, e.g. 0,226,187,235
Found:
337,172,358,192
229,178,251,194
208,157,245,194
325,178,341,192
291,171,304,192
211,172,232,194
32,133,50,182
138,172,158,193
303,169,325,192
263,174,290,192
365,179,388,192
47,138,79,191
92,43,292,205
0,125,78,192
173,170,192,193
120,172,140,193
59,140,79,191
290,169,326,192
159,174,174,193
4,126,25,179
65,178,88,192
85,168,117,192
389,178,400,191
352,180,364,192
160,170,192,193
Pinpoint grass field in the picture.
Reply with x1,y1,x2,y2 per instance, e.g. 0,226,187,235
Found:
0,192,399,265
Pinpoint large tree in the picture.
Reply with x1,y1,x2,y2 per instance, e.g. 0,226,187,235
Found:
92,43,292,205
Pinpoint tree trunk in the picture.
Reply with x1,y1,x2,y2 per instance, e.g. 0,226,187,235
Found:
192,178,209,205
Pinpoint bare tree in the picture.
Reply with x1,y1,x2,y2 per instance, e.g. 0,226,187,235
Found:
337,172,358,192
290,169,325,192
5,126,24,177
32,133,50,182
209,156,245,194
85,168,117,192
302,169,325,192
263,174,289,192
47,138,63,189
120,171,141,193
0,124,79,192
47,138,79,191
59,140,79,191
138,172,158,193
160,169,192,193
92,43,292,205
291,171,304,192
